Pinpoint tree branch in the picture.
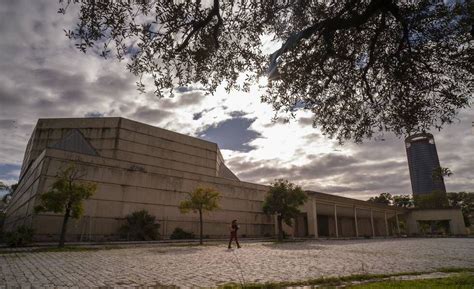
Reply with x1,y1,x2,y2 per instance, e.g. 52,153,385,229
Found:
176,0,221,52
268,0,388,77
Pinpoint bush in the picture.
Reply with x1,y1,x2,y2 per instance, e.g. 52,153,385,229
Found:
4,225,35,247
119,210,160,241
414,191,449,209
170,227,195,240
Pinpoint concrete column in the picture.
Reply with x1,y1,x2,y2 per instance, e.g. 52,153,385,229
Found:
312,198,318,238
354,206,359,237
334,204,339,238
384,211,389,237
370,209,375,237
396,213,401,235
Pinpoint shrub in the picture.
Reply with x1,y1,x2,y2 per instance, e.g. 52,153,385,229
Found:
119,210,160,241
4,225,35,247
170,227,195,240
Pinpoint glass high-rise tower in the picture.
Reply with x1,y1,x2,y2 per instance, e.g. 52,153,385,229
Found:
405,133,446,195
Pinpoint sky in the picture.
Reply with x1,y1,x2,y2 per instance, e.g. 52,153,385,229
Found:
0,0,473,200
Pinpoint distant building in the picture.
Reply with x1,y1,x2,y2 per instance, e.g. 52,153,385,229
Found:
405,133,446,196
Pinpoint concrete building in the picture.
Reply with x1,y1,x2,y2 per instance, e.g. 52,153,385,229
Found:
405,133,446,195
3,118,467,241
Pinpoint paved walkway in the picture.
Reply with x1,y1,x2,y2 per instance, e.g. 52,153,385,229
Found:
1,238,474,288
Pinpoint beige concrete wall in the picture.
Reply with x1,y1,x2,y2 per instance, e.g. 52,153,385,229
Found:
19,118,225,181
10,148,273,241
406,209,467,235
4,150,47,231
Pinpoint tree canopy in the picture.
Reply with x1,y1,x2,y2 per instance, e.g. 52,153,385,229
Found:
179,186,220,244
61,0,472,142
263,179,307,241
392,194,414,208
367,192,393,205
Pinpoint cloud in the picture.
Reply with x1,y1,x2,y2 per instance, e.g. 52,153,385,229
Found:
158,92,206,109
199,117,261,152
130,106,173,124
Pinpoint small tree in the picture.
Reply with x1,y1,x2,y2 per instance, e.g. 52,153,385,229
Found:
432,166,453,183
34,164,96,247
262,179,308,241
179,186,220,245
392,195,414,208
367,193,393,205
119,210,160,241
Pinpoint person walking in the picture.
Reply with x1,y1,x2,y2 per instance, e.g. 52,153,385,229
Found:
228,219,241,249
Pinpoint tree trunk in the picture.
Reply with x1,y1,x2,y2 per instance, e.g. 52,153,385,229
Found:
277,215,283,242
59,204,71,248
199,209,203,245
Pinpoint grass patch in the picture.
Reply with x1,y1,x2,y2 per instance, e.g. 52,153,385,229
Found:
219,269,474,289
348,272,474,288
219,272,426,289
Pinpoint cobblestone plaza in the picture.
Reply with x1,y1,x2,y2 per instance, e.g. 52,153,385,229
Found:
1,238,474,288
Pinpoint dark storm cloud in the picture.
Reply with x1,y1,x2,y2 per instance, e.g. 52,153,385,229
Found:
175,86,203,93
228,153,358,181
159,92,206,109
0,84,27,107
228,153,411,196
131,106,173,124
299,116,314,126
33,68,87,89
95,74,134,93
199,117,261,152
0,120,16,129
229,111,247,118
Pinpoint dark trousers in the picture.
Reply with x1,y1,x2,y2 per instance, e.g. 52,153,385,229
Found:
228,232,240,248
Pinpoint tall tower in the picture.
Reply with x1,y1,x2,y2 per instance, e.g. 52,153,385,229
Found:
405,133,446,196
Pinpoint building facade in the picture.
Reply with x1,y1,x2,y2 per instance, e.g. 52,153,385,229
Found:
4,118,466,241
405,133,446,195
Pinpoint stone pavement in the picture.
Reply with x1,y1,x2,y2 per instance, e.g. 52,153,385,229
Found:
1,238,474,288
